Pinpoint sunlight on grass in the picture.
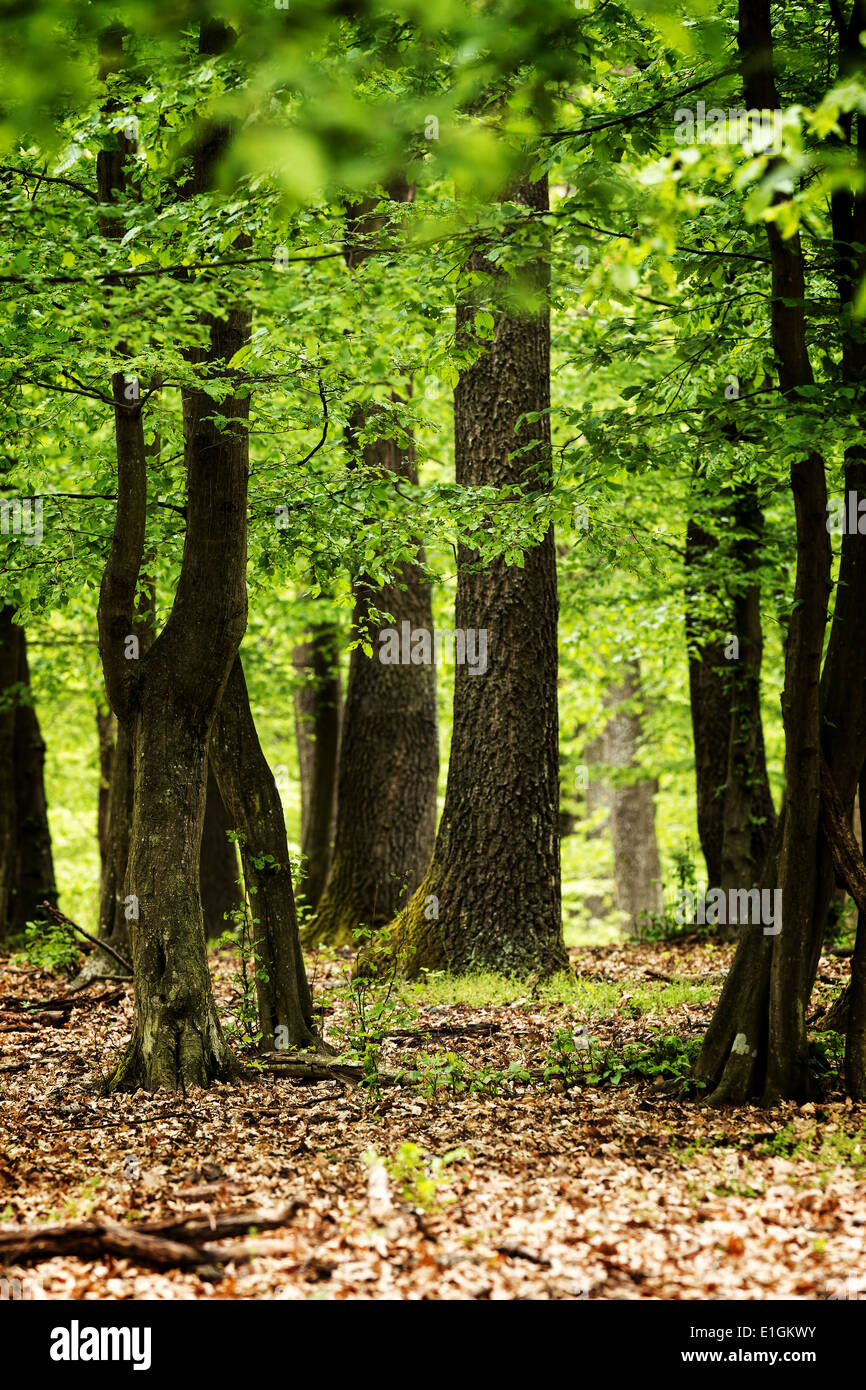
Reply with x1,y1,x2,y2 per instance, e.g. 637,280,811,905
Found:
401,970,716,1017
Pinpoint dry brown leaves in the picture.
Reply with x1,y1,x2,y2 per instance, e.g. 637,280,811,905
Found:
0,941,863,1301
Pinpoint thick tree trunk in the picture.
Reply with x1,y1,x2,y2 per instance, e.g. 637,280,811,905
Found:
602,663,663,935
307,185,438,946
0,607,56,942
210,656,321,1052
367,174,567,979
292,622,341,912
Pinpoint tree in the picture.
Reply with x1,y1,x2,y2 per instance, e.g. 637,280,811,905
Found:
0,606,56,940
368,173,567,979
307,187,439,946
98,21,251,1090
292,620,341,913
210,655,322,1052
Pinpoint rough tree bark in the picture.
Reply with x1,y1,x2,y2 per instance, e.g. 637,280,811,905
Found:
365,174,567,979
306,186,438,946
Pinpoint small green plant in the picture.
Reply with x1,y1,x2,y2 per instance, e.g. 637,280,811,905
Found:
217,831,268,1048
364,1142,469,1211
17,915,80,976
330,921,417,1095
63,1176,103,1220
401,1050,471,1099
638,843,709,942
582,1031,703,1089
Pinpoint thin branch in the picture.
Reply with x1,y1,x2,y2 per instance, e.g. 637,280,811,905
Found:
540,68,737,141
41,901,133,975
0,164,99,202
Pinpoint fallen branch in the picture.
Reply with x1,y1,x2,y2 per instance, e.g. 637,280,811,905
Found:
40,901,133,976
387,1022,501,1040
0,1200,305,1270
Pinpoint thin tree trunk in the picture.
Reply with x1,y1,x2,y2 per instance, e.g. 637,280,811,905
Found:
96,704,116,887
368,174,567,979
696,0,831,1103
292,622,341,912
0,607,18,939
602,662,663,935
0,607,56,942
210,656,322,1052
685,518,730,889
199,765,242,939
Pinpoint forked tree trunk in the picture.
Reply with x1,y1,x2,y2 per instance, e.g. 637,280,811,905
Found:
210,656,321,1051
697,0,866,1104
718,491,776,893
695,0,831,1103
367,174,567,979
99,21,248,1091
292,622,341,912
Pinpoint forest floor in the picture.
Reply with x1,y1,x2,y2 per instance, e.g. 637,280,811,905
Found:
0,938,863,1301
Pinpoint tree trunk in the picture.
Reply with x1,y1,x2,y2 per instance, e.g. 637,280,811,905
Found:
210,656,321,1052
366,174,567,979
685,518,730,889
96,704,116,887
0,607,18,939
199,764,242,939
695,0,831,1103
685,499,775,898
602,662,663,935
0,607,56,942
719,489,777,893
306,185,438,946
98,20,248,1091
292,621,341,912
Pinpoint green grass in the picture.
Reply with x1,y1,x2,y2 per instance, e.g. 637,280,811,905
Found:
398,970,716,1017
